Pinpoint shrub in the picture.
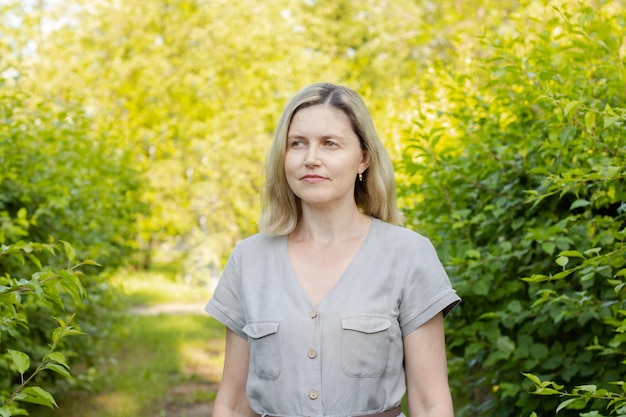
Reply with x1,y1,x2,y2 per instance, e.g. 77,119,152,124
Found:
0,240,95,416
398,2,625,415
1,21,143,407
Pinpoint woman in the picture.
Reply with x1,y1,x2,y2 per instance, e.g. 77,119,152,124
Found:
205,82,461,417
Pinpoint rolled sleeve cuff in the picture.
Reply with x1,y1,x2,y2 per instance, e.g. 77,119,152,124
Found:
400,290,461,337
204,299,247,340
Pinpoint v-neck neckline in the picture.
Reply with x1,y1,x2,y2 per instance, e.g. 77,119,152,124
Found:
282,217,378,308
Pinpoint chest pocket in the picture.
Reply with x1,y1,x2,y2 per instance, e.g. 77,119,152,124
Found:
341,316,392,378
242,321,281,380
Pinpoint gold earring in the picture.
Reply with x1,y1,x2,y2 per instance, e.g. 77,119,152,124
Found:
358,173,363,182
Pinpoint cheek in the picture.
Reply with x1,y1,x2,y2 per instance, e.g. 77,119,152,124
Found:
284,154,297,174
283,155,301,186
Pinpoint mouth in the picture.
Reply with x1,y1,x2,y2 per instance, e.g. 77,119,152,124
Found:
301,174,328,183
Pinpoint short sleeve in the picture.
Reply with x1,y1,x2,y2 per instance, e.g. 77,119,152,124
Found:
204,245,247,339
398,235,461,336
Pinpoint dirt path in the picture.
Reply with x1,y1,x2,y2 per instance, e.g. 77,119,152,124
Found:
163,384,216,417
130,302,218,417
129,302,208,316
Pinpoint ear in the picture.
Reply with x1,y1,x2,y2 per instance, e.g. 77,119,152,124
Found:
359,150,371,173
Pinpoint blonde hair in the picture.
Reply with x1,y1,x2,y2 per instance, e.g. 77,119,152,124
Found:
259,82,403,235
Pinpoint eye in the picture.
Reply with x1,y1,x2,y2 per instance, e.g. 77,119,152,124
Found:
324,140,339,148
289,139,305,148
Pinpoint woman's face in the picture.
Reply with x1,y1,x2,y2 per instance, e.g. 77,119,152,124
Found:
284,104,370,211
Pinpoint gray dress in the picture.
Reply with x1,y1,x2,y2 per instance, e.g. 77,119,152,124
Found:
205,218,460,417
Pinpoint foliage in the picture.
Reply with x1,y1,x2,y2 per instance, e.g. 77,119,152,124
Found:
524,373,626,416
2,0,625,415
0,76,143,268
398,1,625,416
25,0,303,268
1,0,145,266
1,3,144,406
0,240,93,416
12,0,465,270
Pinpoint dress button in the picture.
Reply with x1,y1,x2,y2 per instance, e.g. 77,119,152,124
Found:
307,349,317,359
309,389,318,400
310,309,318,318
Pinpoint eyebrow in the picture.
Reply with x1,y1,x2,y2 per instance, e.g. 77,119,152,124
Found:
287,134,345,140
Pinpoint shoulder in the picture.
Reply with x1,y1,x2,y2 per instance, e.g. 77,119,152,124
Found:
373,218,434,250
372,219,444,267
231,232,283,257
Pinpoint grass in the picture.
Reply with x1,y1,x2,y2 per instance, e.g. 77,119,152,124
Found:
29,266,224,417
110,265,213,307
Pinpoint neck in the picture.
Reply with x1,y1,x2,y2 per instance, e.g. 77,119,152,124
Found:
292,205,371,243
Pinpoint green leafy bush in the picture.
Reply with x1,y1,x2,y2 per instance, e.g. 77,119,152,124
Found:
0,99,143,267
0,240,95,416
1,15,143,407
397,2,625,416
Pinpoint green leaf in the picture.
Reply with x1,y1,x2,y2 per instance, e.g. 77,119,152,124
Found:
522,274,548,283
534,387,563,395
556,256,569,267
522,372,542,386
10,241,26,251
45,351,69,369
559,250,584,258
497,336,516,352
584,110,595,131
83,259,102,266
14,253,25,265
17,207,27,219
604,115,619,129
508,300,522,313
564,100,580,117
576,384,597,393
542,242,556,255
559,125,577,144
580,272,595,282
557,397,588,413
59,240,76,262
52,324,86,343
58,270,86,299
15,387,58,408
27,253,43,270
63,328,86,337
530,343,549,359
464,342,483,357
20,243,33,254
0,405,25,417
552,269,575,280
605,103,617,115
570,199,591,210
472,280,490,295
42,241,56,255
8,349,30,374
53,316,66,327
583,247,602,257
43,363,73,379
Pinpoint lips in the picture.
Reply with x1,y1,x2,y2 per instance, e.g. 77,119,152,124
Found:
301,174,328,183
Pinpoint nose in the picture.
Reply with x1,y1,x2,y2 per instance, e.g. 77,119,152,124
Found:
304,146,321,168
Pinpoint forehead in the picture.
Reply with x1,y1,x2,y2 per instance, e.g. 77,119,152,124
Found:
288,104,354,135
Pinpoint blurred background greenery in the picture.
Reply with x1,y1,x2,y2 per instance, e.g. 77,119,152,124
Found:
1,0,624,416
